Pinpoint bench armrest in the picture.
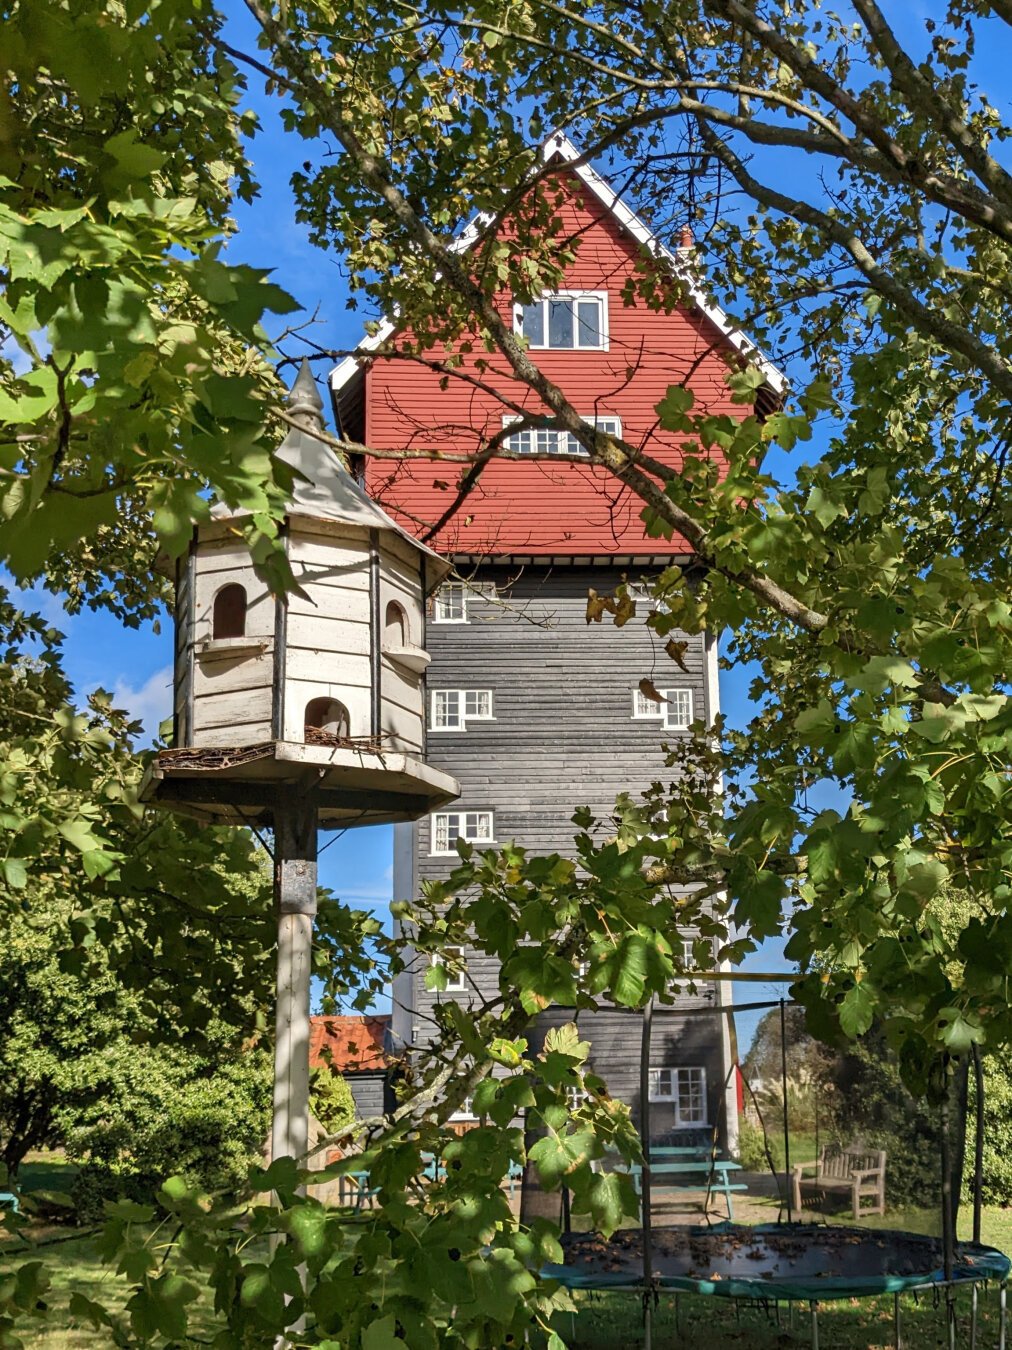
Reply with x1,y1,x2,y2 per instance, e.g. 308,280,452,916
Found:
848,1167,883,1181
791,1163,809,1180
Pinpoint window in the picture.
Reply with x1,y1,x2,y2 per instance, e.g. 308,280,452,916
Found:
502,415,620,458
433,582,467,623
631,687,694,730
648,1066,707,1125
431,947,467,993
212,583,247,639
663,689,693,730
431,811,494,855
304,697,350,739
431,689,493,731
672,938,701,995
384,600,407,646
515,292,608,350
633,687,664,720
566,1084,589,1111
449,1096,477,1122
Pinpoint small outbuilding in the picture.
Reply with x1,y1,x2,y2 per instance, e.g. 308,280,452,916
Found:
309,1014,393,1122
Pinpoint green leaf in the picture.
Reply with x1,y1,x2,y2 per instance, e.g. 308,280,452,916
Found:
362,1314,408,1349
2,858,27,889
839,982,875,1037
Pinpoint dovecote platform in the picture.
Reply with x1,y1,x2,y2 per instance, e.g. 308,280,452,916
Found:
141,739,458,828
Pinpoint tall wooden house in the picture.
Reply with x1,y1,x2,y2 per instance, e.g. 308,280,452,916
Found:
328,137,784,1149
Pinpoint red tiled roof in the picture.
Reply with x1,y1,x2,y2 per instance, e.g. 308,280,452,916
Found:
309,1015,390,1074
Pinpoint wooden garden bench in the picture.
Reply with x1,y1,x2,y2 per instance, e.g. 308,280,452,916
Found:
791,1144,886,1219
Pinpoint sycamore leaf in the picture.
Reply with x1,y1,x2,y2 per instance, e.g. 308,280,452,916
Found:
362,1314,408,1349
638,678,664,706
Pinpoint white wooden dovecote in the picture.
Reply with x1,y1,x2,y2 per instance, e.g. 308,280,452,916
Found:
142,361,459,828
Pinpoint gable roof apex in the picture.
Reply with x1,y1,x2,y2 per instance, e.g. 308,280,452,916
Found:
539,133,785,394
329,137,786,403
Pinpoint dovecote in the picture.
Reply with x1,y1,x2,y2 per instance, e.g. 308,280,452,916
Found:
143,361,458,828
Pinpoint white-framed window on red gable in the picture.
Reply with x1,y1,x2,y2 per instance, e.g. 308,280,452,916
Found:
514,291,609,350
501,414,620,457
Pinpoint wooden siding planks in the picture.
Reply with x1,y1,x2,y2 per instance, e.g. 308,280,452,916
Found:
403,563,729,1131
362,167,747,556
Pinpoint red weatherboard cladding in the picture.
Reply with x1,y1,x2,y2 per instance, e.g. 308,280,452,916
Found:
363,170,743,557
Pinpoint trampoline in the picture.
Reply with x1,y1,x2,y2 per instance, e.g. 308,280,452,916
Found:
546,1222,1010,1301
541,994,1011,1348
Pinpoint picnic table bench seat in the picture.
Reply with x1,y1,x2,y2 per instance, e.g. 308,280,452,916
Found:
791,1144,886,1219
599,1142,748,1219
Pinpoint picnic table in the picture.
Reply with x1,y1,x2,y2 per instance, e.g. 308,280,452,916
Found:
628,1147,747,1220
337,1155,523,1210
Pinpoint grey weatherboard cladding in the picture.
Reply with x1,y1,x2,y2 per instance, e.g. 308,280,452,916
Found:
396,563,734,1145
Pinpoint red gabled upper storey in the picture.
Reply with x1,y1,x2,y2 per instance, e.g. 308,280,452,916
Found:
330,137,784,561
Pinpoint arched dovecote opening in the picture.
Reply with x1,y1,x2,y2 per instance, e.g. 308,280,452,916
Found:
384,599,408,647
304,697,351,742
212,583,247,639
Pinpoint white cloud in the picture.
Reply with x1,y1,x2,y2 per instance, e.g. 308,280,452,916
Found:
111,664,173,743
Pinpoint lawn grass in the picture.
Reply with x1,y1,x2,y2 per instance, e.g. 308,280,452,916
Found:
1,1156,215,1348
4,1157,1010,1347
558,1280,1006,1349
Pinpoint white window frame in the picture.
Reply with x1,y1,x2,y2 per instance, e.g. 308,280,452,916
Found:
431,810,495,856
431,947,467,993
513,290,610,351
433,582,467,624
631,687,694,729
501,414,621,458
663,688,694,730
648,1065,708,1126
430,689,494,732
565,1084,589,1111
449,1095,477,1122
672,937,701,995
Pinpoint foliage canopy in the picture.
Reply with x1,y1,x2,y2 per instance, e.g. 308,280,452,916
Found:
3,0,1012,1344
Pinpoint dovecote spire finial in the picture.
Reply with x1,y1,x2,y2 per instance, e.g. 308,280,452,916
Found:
288,357,324,429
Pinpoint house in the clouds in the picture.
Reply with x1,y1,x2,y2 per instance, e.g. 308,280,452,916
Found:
327,135,785,1151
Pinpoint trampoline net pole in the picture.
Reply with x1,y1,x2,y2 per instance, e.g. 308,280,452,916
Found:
972,1043,984,1248
780,999,793,1222
940,1071,955,1282
1000,1282,1007,1350
640,995,654,1345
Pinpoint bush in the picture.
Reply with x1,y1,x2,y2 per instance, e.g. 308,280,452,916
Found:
63,1039,273,1220
70,1164,157,1225
736,1121,768,1172
969,1055,1012,1206
310,1063,356,1134
830,1032,943,1207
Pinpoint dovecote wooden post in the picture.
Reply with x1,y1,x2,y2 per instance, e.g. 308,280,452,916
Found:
142,361,459,1183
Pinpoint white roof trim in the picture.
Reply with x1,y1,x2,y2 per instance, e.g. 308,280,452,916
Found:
329,134,786,398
